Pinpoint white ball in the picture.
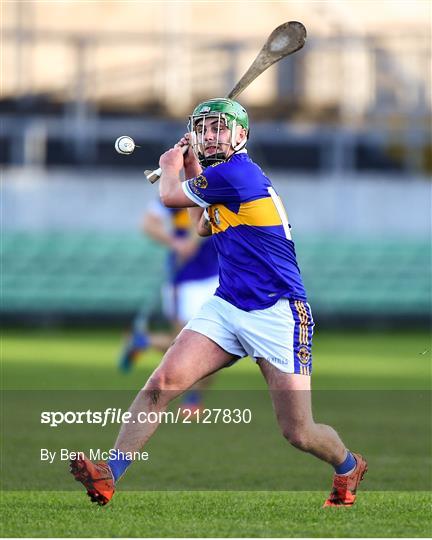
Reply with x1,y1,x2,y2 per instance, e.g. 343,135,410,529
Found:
115,136,136,155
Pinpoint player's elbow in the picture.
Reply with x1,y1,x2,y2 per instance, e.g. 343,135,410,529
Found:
159,189,179,208
159,191,173,207
159,187,183,208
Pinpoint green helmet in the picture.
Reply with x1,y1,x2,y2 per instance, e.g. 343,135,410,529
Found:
190,98,249,132
188,98,249,166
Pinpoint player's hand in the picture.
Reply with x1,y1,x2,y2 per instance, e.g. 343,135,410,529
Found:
159,147,183,171
174,133,190,150
171,237,199,262
175,133,201,174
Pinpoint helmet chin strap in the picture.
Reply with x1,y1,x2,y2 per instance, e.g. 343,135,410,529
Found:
198,140,231,167
233,138,248,152
231,120,248,152
198,137,247,167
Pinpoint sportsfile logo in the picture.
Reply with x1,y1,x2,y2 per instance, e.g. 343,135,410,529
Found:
40,407,253,427
41,408,134,427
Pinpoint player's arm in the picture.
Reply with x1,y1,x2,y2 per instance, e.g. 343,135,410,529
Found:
159,147,195,208
159,135,202,208
142,206,204,259
142,211,175,248
187,207,212,237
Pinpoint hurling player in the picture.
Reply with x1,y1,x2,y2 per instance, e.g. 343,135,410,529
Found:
71,98,367,507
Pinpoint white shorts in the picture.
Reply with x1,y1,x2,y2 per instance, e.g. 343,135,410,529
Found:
185,295,315,375
162,275,219,324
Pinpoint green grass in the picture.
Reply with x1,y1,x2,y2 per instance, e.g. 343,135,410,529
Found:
3,328,431,390
1,328,431,537
1,491,431,537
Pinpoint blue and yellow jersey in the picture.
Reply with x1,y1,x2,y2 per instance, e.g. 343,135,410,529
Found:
182,151,307,311
167,207,218,285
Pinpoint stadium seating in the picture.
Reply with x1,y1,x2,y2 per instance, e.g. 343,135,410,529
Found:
296,237,430,317
2,232,166,315
2,232,430,319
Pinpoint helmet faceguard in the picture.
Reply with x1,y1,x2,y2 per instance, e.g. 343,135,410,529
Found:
188,98,249,167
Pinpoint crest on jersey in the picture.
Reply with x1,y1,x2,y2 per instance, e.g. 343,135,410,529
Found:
193,175,208,189
297,346,311,364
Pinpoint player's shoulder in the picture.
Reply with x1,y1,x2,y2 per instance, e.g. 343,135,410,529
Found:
222,150,256,170
206,151,265,182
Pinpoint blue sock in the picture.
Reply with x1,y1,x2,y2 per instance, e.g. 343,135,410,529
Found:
107,456,132,481
182,390,201,406
131,330,149,350
334,451,357,475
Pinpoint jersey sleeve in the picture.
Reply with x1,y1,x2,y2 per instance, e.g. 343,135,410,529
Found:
181,165,241,207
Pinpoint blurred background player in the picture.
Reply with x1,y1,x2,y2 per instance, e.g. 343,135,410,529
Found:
118,199,219,411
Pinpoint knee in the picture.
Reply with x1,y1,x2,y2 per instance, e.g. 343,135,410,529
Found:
141,370,179,406
282,426,313,452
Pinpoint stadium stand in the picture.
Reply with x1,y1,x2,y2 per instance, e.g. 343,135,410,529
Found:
2,232,166,318
297,238,430,318
2,232,430,325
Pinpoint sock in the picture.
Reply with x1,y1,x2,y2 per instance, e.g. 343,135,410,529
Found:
132,330,149,350
133,312,148,334
334,451,357,475
107,455,132,481
182,390,201,406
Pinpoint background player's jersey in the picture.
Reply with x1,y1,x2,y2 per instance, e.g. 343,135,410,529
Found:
166,207,218,285
182,151,307,311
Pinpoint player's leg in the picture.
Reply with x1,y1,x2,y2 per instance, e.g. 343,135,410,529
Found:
235,297,367,507
118,305,152,371
71,328,235,505
257,360,367,507
257,362,346,462
113,328,233,454
115,292,240,455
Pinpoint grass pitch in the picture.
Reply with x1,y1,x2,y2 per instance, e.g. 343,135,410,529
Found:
2,491,431,538
1,328,431,537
